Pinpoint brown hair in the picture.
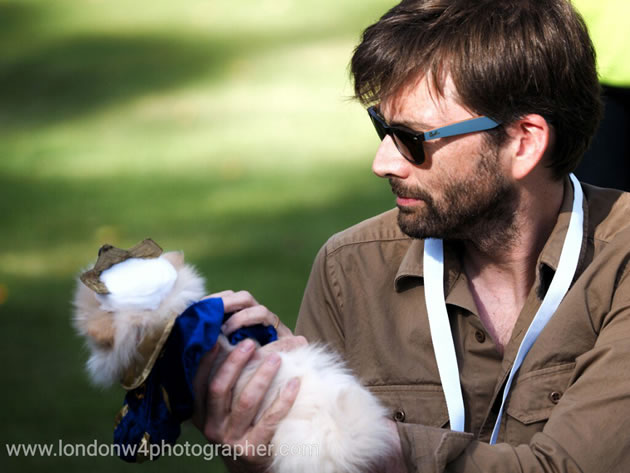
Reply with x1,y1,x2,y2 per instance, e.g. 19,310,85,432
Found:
351,0,602,179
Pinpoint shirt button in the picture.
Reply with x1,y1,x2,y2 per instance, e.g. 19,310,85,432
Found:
475,330,486,343
549,391,562,404
393,409,406,422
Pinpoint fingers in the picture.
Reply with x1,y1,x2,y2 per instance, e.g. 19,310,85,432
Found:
192,338,302,467
228,353,283,436
203,346,288,444
221,305,271,334
204,339,257,439
203,289,235,300
222,305,292,338
274,321,294,339
248,377,301,446
207,290,294,339
220,290,259,314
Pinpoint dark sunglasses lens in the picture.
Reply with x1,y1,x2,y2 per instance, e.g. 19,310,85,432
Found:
393,132,425,165
369,113,388,140
368,108,425,165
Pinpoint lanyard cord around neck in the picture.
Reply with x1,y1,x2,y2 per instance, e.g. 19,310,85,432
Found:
422,174,584,439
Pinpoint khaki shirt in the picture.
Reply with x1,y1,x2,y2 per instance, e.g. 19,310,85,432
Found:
295,180,630,472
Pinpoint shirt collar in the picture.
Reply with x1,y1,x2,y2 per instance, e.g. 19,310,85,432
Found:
538,176,588,270
395,238,478,314
395,238,425,284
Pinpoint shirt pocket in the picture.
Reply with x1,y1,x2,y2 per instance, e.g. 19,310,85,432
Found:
368,385,449,428
504,362,576,444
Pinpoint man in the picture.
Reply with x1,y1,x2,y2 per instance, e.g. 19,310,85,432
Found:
194,0,630,471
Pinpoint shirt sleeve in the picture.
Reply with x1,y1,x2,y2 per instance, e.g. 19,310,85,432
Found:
294,243,345,354
397,262,630,473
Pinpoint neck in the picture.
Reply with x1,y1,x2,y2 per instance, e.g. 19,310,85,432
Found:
462,177,565,303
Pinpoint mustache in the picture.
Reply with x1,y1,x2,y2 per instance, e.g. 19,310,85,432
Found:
389,178,435,203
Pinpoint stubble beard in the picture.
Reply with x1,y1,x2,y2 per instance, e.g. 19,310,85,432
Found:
392,148,519,252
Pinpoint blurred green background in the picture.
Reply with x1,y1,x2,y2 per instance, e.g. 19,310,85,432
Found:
0,0,396,472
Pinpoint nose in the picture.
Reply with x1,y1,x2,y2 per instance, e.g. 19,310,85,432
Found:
372,135,411,179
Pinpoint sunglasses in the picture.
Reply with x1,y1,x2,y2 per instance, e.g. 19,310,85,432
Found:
367,106,501,165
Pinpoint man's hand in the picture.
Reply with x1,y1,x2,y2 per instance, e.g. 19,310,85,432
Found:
193,290,306,471
205,290,294,338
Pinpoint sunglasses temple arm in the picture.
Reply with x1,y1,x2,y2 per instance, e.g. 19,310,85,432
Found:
425,117,501,140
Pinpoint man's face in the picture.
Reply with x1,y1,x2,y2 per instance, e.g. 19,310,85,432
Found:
372,75,517,243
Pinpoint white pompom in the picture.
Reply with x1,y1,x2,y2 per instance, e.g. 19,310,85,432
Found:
96,256,177,311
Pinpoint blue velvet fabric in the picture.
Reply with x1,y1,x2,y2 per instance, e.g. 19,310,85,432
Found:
113,297,278,462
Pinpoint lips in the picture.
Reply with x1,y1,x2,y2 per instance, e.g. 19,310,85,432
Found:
390,178,432,206
396,196,423,206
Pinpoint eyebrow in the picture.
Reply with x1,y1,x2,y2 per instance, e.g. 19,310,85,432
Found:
374,107,436,131
389,118,436,131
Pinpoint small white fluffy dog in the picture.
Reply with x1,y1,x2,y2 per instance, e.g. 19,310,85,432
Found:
73,242,393,473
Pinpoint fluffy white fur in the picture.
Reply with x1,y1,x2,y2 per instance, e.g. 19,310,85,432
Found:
73,254,393,472
228,339,394,473
73,252,205,387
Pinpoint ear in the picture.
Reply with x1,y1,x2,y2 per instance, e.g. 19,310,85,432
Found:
162,250,185,269
85,313,116,349
506,114,551,180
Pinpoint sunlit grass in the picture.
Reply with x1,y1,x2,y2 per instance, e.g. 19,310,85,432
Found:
1,34,375,179
0,1,396,472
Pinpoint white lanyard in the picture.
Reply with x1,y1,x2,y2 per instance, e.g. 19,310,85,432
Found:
423,174,584,439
